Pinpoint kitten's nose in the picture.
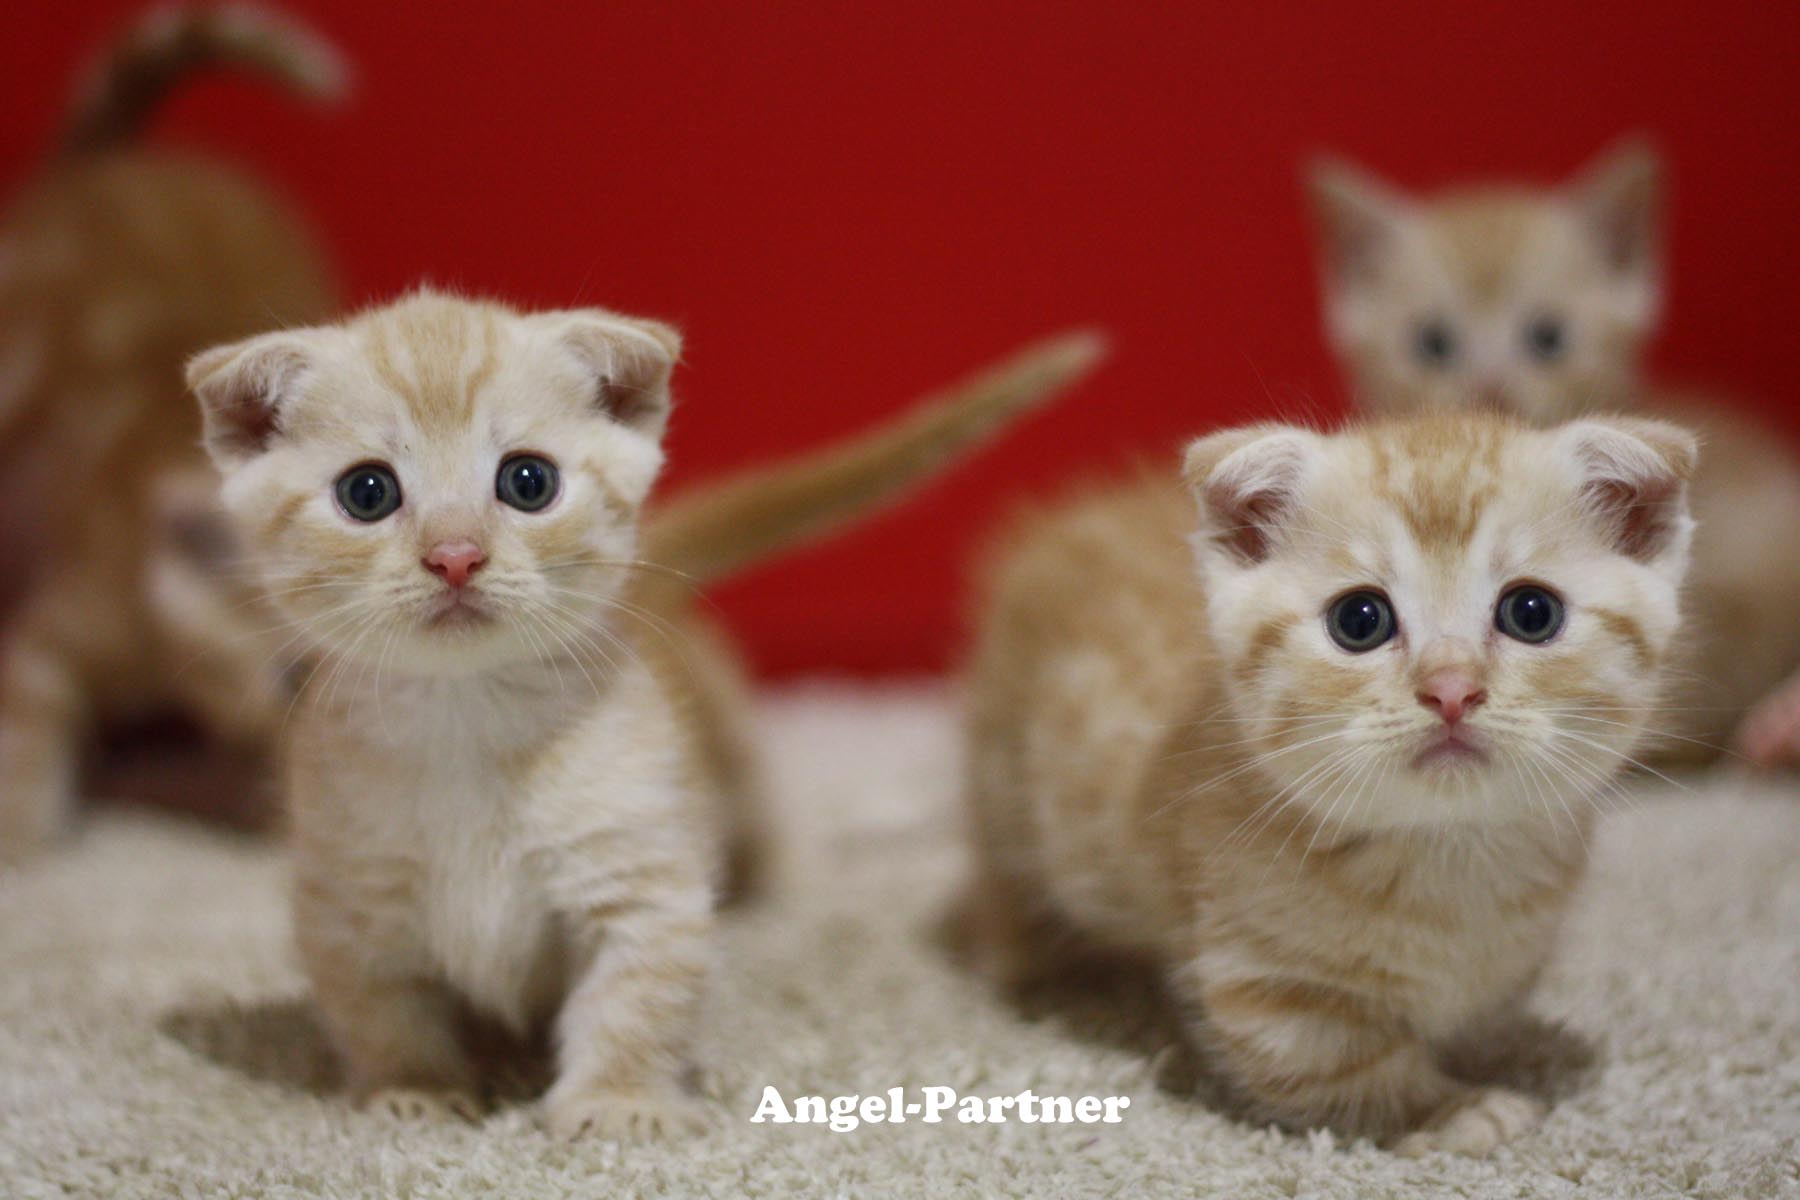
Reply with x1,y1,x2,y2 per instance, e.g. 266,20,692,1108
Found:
424,540,486,589
1416,670,1487,725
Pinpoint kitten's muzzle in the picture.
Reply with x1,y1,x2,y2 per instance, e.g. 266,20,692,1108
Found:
1410,729,1488,769
423,540,487,589
1415,668,1486,726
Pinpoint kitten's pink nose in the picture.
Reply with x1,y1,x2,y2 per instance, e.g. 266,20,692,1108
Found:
424,540,486,589
1416,670,1487,725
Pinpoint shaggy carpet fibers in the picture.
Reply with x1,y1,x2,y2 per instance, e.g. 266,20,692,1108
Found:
2,684,1797,1199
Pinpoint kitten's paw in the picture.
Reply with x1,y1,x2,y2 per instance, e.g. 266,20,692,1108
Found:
1735,676,1800,768
544,1086,710,1141
1394,1087,1545,1158
361,1086,483,1123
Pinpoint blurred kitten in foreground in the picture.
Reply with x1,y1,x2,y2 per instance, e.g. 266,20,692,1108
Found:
0,5,344,862
189,288,1102,1134
958,411,1695,1155
1306,141,1800,768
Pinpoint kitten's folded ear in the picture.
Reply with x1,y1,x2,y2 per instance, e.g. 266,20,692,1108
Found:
1567,138,1662,278
186,331,321,469
1556,416,1697,562
1305,156,1413,288
1182,424,1318,564
547,311,683,438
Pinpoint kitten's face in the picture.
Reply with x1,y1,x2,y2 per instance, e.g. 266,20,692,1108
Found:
1309,144,1661,424
1185,413,1695,831
188,291,680,677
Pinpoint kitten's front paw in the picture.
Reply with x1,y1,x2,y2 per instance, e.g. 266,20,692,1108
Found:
1393,1087,1545,1158
361,1086,483,1123
544,1086,710,1141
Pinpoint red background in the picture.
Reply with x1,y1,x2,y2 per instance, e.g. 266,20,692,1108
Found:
6,2,1798,676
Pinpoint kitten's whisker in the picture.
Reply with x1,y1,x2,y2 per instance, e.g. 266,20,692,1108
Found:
1147,727,1361,822
1551,730,1692,794
1548,712,1742,761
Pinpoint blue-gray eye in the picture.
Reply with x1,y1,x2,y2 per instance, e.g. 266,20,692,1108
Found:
1414,318,1457,367
1327,590,1396,653
335,464,401,522
497,454,559,512
1496,584,1564,643
1525,314,1566,361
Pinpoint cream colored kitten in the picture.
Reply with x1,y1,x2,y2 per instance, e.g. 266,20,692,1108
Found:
191,293,709,1135
1307,142,1800,767
189,289,1101,1135
960,412,1696,1155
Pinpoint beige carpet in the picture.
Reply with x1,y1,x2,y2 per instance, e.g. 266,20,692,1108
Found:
2,683,1798,1199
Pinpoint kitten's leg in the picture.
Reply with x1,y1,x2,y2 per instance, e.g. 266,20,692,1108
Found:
1735,669,1800,768
543,885,713,1141
1183,967,1543,1155
294,875,480,1120
0,609,87,865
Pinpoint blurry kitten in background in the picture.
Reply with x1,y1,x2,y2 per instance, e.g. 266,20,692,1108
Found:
1306,142,1800,768
958,411,1695,1154
0,5,344,863
188,289,1101,1131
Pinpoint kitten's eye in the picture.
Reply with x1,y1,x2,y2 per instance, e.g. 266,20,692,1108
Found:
1326,590,1397,653
1413,319,1457,368
496,454,560,512
335,464,402,522
1496,584,1564,644
1524,315,1566,362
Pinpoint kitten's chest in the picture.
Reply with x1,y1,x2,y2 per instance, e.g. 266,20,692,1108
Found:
1203,824,1587,1038
412,775,564,1032
1315,830,1586,1031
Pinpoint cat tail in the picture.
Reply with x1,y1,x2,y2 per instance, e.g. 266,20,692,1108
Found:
57,4,348,158
638,330,1106,594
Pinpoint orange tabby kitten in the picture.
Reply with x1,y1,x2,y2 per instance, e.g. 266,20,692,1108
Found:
189,289,1101,1133
0,5,344,862
1306,142,1800,767
960,412,1695,1154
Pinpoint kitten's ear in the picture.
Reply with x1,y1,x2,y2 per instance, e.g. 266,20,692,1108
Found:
1556,416,1697,562
1306,156,1412,288
186,331,320,469
1182,425,1318,564
550,311,682,438
1568,138,1662,277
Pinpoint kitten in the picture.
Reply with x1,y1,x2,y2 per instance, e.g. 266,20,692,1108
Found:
1306,142,1800,767
0,5,344,862
0,12,1102,870
958,412,1696,1155
188,289,1101,1134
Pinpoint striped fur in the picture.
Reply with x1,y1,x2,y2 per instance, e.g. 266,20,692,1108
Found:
958,412,1695,1154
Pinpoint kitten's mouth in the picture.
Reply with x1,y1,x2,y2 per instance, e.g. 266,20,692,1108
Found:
424,591,495,631
1410,730,1488,770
